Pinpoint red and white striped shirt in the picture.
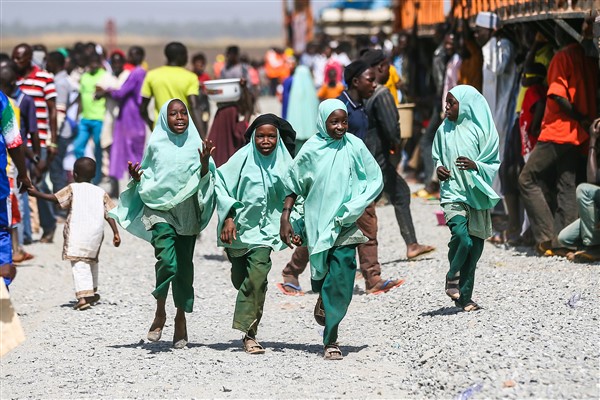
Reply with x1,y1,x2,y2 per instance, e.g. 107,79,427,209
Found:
16,65,56,147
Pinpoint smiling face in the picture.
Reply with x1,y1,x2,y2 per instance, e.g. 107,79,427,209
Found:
167,100,189,134
325,109,348,140
255,124,278,156
445,92,459,122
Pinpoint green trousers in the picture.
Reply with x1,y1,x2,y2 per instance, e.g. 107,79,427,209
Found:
150,223,197,313
447,215,484,307
228,247,272,337
311,245,357,346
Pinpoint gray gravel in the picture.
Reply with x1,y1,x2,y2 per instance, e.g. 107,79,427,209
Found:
2,194,599,399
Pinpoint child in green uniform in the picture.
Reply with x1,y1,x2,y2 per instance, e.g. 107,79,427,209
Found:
109,99,216,348
216,114,297,354
432,85,500,312
280,99,383,360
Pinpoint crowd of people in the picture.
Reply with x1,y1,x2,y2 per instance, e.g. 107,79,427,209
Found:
0,10,599,359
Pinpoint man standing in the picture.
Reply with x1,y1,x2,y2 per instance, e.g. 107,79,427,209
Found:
519,21,599,255
140,42,203,136
362,50,435,260
12,43,57,243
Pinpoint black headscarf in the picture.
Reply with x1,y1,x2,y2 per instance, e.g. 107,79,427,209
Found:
244,114,297,157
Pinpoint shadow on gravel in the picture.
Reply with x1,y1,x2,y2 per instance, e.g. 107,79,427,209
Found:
381,257,435,266
202,254,228,262
188,340,368,355
419,306,463,317
109,340,178,354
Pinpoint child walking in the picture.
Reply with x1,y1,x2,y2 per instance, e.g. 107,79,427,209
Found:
28,157,121,310
109,99,216,349
216,114,296,354
280,99,383,360
432,85,500,312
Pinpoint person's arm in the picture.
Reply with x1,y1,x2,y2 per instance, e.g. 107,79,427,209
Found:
7,144,32,192
587,118,600,183
46,98,58,161
106,217,121,247
530,98,546,138
187,95,206,139
198,140,214,177
220,208,237,244
140,97,153,130
27,185,58,203
280,193,298,248
549,95,591,131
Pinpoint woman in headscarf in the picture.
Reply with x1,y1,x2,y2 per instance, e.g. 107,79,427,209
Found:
109,99,216,349
280,99,383,360
216,114,296,354
285,65,319,152
432,85,500,312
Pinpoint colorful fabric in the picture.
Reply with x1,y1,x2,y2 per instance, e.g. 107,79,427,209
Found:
284,99,383,281
216,127,293,251
286,66,319,141
16,65,56,146
538,43,598,145
141,66,199,120
79,69,107,121
0,93,23,201
0,197,11,266
385,65,400,105
432,85,501,210
108,99,216,242
318,82,344,100
519,84,546,157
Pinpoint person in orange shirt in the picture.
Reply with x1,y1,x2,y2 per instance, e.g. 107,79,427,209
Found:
317,69,344,101
518,21,599,256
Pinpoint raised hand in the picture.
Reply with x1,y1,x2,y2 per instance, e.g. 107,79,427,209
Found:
456,156,477,171
128,161,143,182
199,140,215,177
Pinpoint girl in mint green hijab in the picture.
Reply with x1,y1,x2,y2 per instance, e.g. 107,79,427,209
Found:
215,114,295,354
432,85,500,312
280,99,383,360
109,99,216,349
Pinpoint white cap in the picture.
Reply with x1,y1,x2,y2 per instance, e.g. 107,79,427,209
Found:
475,11,499,30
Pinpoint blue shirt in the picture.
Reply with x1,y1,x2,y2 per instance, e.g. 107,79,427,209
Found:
337,91,369,141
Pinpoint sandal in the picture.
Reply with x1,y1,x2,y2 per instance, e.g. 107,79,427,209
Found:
147,318,166,342
275,282,305,296
366,278,405,295
243,336,265,354
462,302,481,312
314,295,325,326
13,252,34,264
323,344,343,360
73,302,91,311
445,277,460,300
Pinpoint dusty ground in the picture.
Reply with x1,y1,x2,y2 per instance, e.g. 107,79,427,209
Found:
1,98,599,399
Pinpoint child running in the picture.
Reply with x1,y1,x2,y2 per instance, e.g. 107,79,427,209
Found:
216,114,296,354
280,99,383,360
432,85,500,312
109,99,216,349
28,157,121,310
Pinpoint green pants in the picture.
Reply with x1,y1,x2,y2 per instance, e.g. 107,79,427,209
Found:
151,223,197,313
447,215,484,307
228,247,272,337
311,245,357,346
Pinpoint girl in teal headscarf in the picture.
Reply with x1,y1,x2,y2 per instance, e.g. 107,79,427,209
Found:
286,65,319,151
280,99,383,360
109,99,216,348
215,114,295,354
432,85,500,312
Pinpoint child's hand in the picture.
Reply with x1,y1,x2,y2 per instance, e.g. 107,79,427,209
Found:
199,140,215,177
280,219,296,249
220,217,237,244
456,156,477,171
128,161,143,182
26,185,40,197
113,233,121,247
291,234,303,246
436,166,451,181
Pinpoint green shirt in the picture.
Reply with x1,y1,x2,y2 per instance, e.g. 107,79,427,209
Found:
80,69,107,121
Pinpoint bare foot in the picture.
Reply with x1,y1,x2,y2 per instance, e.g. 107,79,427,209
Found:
407,243,435,259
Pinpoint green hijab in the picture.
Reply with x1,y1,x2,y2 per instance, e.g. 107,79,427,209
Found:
285,99,383,281
287,65,319,141
109,99,216,241
215,125,293,251
432,84,500,210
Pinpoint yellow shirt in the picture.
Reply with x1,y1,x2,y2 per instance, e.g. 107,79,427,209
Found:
141,66,199,118
385,65,400,106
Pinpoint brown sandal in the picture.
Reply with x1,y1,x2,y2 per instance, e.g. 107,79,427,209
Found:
462,302,481,312
314,295,325,326
323,344,343,360
445,277,460,300
243,336,265,355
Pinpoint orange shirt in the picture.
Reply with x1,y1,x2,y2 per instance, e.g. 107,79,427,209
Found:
318,82,344,100
538,43,598,145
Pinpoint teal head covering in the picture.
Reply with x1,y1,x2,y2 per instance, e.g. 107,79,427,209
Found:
109,99,216,241
215,122,293,251
432,85,500,210
287,65,319,141
284,99,383,280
